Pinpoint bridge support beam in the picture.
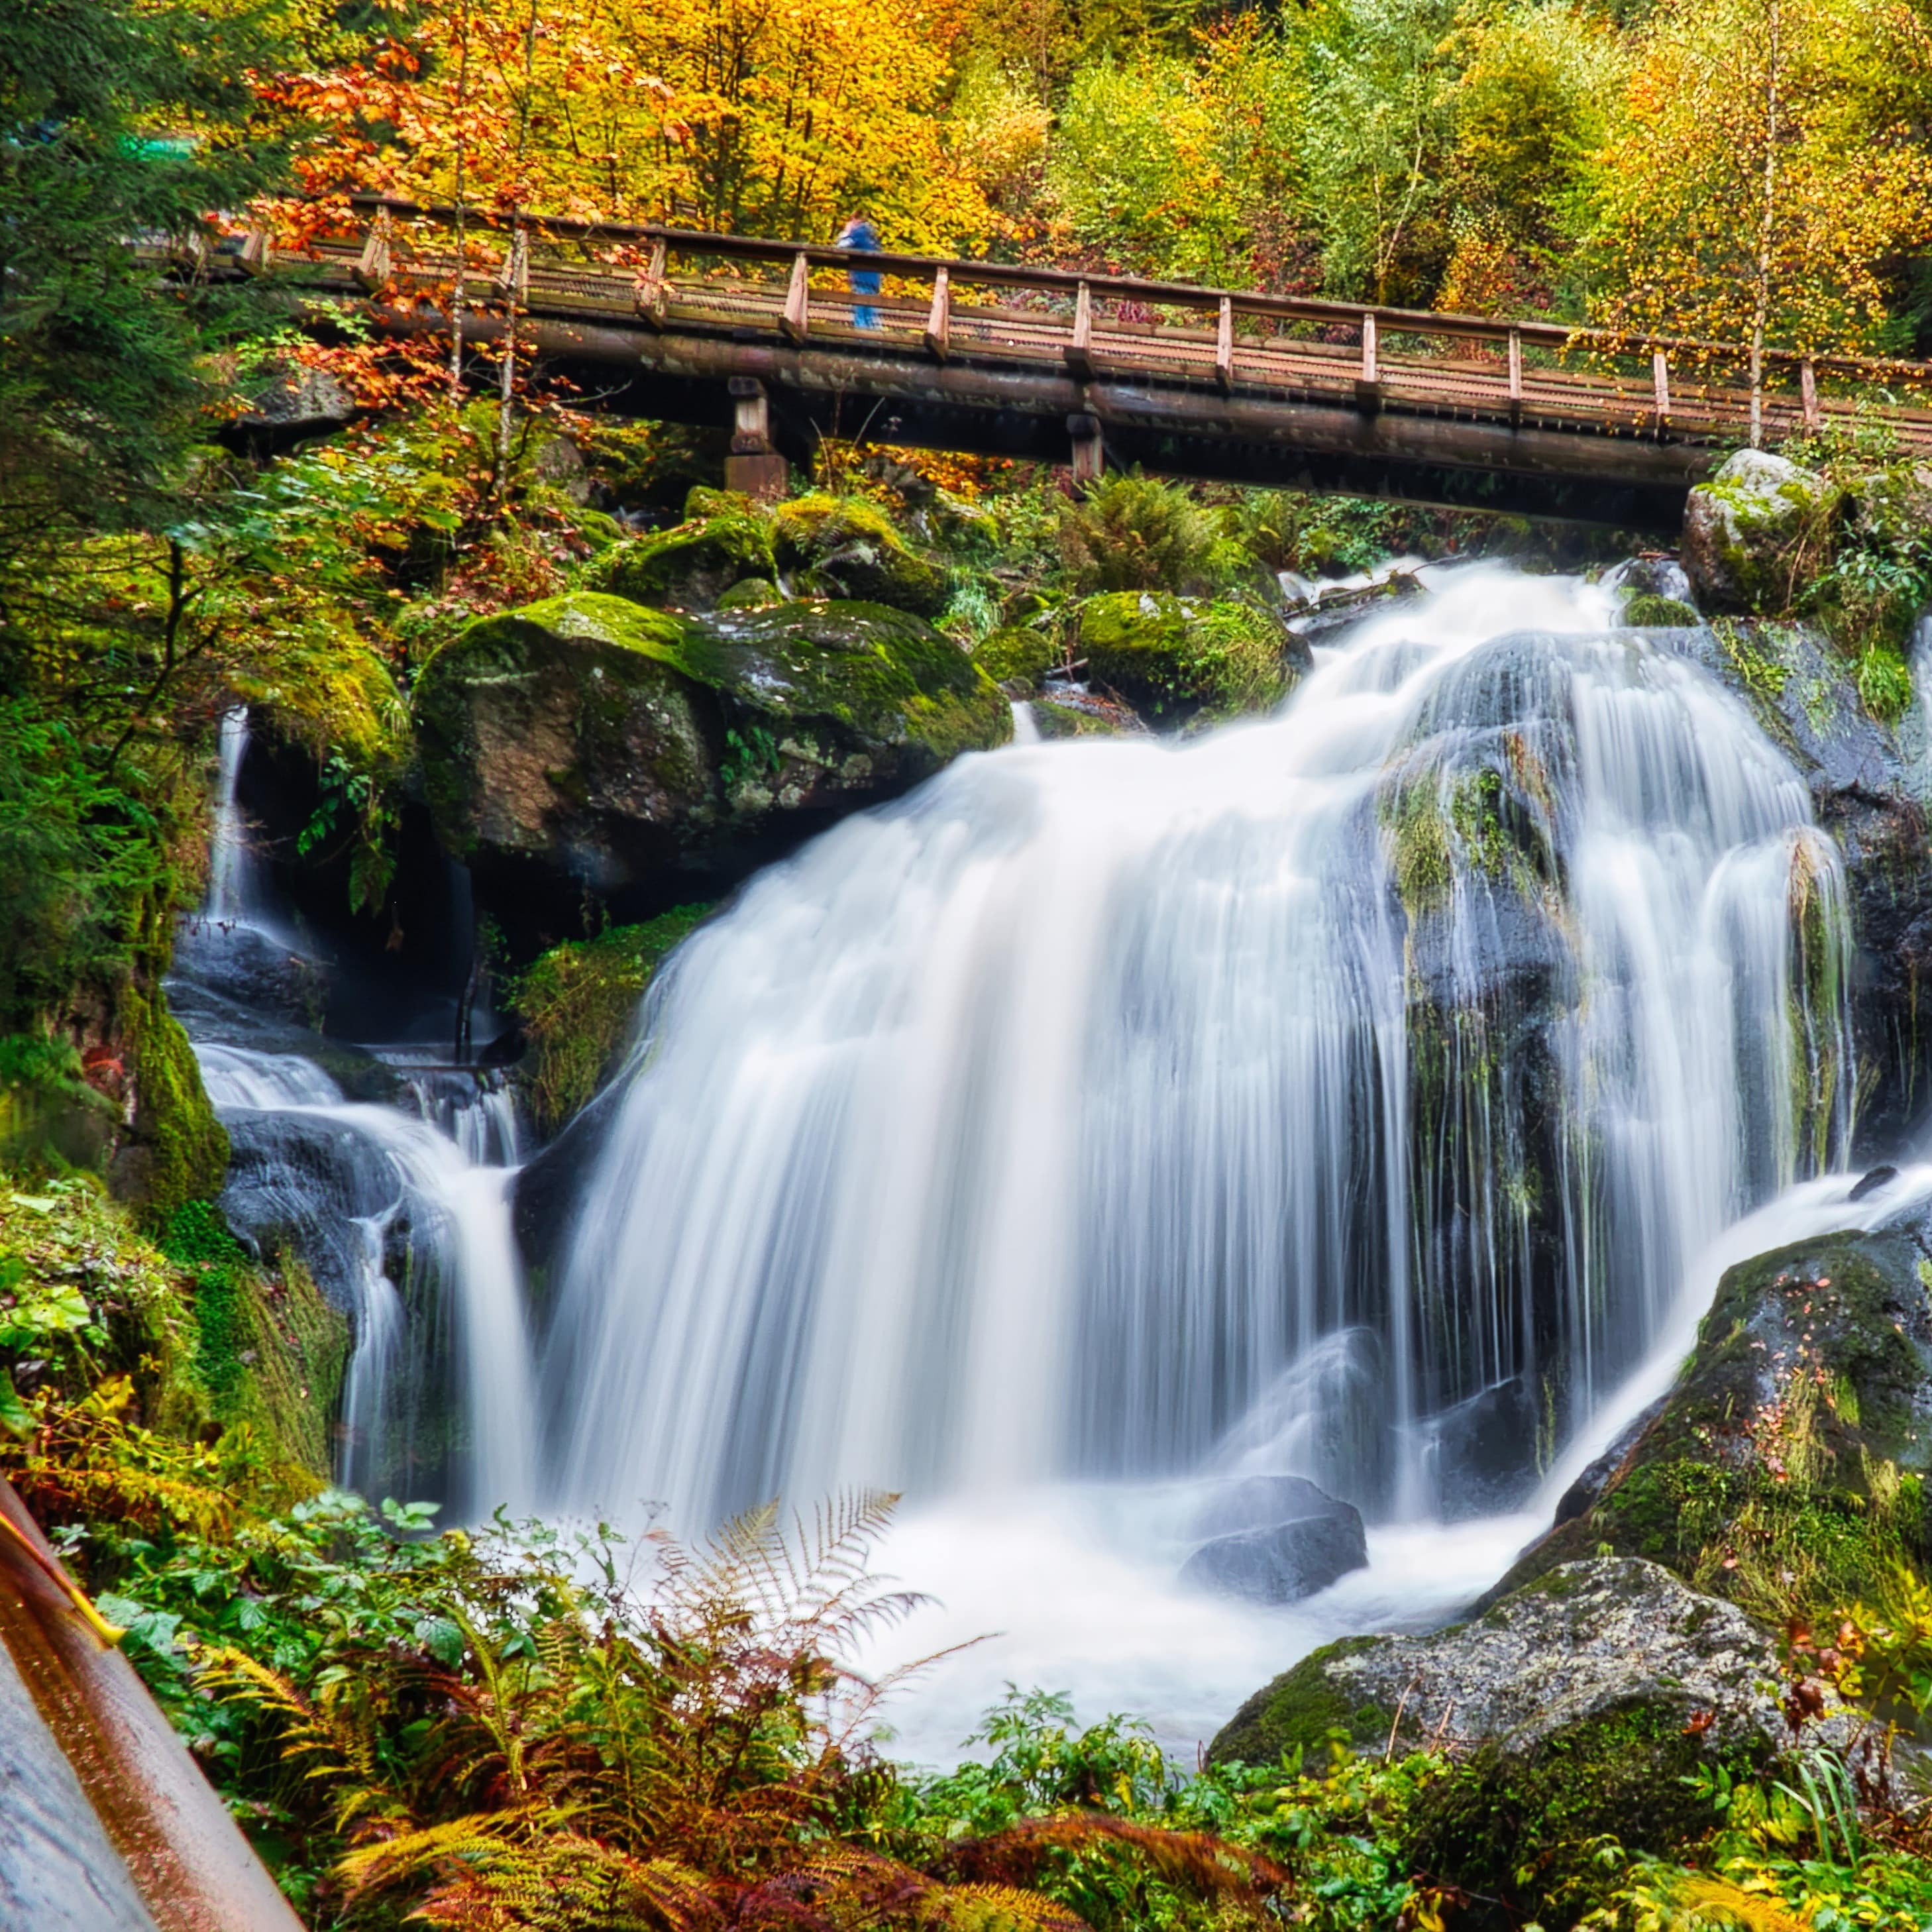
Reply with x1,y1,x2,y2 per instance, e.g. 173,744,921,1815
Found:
1068,411,1105,486
724,376,788,500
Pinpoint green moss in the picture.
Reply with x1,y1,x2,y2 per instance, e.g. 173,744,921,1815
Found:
1621,592,1701,627
600,508,776,611
1495,1233,1932,1619
680,601,1010,765
772,493,951,615
975,625,1057,690
126,989,228,1220
1208,1637,1392,1766
1407,1703,1767,1915
715,577,783,611
1077,593,1289,723
511,905,713,1134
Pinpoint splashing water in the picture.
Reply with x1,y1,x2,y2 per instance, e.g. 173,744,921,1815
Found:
539,563,1854,1540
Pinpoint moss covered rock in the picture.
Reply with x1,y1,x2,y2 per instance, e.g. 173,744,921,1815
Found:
413,592,718,903
120,989,229,1219
600,498,777,612
772,494,951,615
1682,449,1837,613
1487,1226,1932,1619
414,591,1008,921
1077,592,1299,726
1213,1558,1799,1913
975,625,1058,692
511,904,712,1135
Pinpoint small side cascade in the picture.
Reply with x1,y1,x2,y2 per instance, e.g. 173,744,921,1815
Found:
204,707,267,928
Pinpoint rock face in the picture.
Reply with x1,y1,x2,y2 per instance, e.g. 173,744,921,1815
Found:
1681,449,1836,612
1212,1558,1796,1909
413,591,1010,927
602,500,776,612
1181,1476,1368,1604
1483,1216,1932,1615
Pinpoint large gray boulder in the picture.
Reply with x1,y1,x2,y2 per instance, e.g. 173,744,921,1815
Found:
1682,449,1837,612
1212,1558,1813,1913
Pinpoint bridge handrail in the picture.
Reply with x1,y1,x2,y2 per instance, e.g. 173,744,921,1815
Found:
343,193,1932,387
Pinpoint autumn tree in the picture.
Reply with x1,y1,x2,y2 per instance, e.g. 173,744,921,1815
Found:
1589,0,1924,437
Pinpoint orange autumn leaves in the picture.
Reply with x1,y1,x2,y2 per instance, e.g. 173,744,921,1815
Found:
265,0,993,252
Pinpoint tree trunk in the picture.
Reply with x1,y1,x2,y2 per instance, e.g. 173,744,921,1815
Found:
1750,0,1782,449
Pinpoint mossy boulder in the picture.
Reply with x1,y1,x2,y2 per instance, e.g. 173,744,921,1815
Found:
1485,1225,1932,1619
118,989,229,1219
1077,592,1301,726
600,498,776,612
975,625,1057,692
413,592,719,902
413,591,1008,922
1682,449,1837,613
772,494,951,615
1213,1558,1800,1915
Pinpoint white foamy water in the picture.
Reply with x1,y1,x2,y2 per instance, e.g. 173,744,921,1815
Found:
541,563,1852,1537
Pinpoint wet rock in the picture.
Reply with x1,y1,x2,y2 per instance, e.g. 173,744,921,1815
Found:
1181,1476,1368,1603
1604,554,1693,608
1420,1375,1542,1518
1659,619,1932,1148
1482,1217,1932,1613
1212,1558,1815,1915
170,918,329,1030
974,625,1057,693
1682,449,1836,612
413,591,1009,926
217,1110,405,1316
1552,1396,1665,1525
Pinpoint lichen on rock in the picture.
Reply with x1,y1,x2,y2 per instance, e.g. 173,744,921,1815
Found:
1682,449,1837,614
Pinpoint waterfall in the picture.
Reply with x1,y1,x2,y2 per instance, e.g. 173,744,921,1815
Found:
205,708,266,926
540,564,1853,1532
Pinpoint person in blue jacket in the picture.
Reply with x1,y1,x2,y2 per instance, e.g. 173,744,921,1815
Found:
835,215,882,328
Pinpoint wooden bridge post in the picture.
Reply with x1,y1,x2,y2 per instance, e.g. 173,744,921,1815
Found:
1507,329,1523,425
782,251,810,344
1215,297,1234,393
924,267,951,360
1067,410,1104,487
354,209,392,291
1801,358,1821,431
1651,349,1670,434
724,377,788,500
634,239,669,328
1356,313,1381,411
238,219,272,274
1067,282,1095,379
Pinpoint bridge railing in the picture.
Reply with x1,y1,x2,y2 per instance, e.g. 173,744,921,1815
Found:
225,196,1932,447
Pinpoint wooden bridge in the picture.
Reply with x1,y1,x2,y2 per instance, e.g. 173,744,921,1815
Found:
233,197,1932,532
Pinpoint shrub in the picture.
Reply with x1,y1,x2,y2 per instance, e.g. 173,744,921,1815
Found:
1057,474,1234,594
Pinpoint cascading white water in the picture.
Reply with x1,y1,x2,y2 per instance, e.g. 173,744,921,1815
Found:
540,564,1854,1534
197,1043,539,1515
205,708,268,926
